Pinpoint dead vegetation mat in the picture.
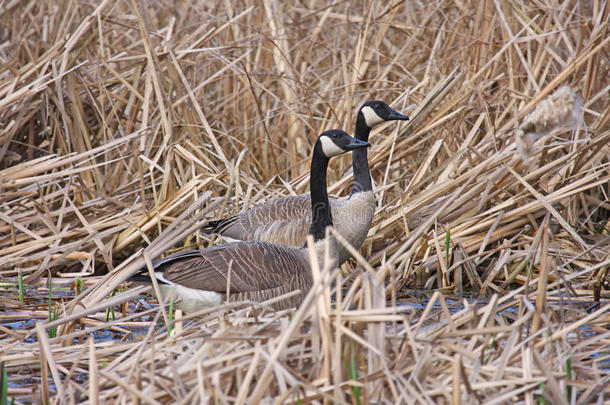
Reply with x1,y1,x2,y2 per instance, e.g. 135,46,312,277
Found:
0,0,609,403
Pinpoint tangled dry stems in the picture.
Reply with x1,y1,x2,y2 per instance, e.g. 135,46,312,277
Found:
0,0,608,403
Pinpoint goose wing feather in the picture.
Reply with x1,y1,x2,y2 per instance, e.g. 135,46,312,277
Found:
209,195,314,246
156,241,310,293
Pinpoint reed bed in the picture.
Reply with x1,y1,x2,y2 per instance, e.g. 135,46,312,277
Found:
0,0,608,403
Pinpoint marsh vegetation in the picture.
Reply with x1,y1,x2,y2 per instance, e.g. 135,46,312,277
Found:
0,0,608,403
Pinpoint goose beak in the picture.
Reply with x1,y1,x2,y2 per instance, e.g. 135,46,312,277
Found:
345,138,371,151
387,109,410,121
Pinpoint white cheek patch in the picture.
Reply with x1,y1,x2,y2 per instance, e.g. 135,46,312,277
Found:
361,106,384,127
320,136,345,157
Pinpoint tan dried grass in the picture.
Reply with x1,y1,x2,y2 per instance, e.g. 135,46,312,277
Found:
0,0,608,403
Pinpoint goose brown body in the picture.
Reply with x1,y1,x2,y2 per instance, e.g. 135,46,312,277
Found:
212,192,375,264
151,242,313,311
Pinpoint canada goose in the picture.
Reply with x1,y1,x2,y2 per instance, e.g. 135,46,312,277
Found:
132,130,370,312
203,101,408,264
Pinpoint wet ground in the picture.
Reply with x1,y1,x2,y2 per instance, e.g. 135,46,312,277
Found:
1,278,608,403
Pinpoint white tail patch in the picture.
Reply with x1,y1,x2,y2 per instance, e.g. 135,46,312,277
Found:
217,235,241,243
319,135,346,157
361,106,384,127
155,271,222,312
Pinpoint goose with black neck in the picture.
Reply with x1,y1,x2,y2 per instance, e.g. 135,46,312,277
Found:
131,130,370,312
203,101,408,264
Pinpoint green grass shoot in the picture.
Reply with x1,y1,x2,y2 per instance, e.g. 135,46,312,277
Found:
75,277,83,296
47,278,57,338
537,382,546,404
17,271,23,303
167,297,174,336
484,336,497,364
105,289,118,322
445,228,451,268
1,362,8,405
565,357,572,401
342,339,361,405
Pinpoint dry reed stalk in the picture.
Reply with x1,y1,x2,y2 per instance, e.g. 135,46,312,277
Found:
0,0,608,403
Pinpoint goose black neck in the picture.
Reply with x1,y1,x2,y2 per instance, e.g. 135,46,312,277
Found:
309,144,333,242
352,114,373,193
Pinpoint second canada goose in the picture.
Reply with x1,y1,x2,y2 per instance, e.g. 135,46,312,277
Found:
203,101,408,264
132,130,370,312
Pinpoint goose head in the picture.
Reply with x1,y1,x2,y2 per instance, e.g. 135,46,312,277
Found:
359,100,409,130
317,129,371,158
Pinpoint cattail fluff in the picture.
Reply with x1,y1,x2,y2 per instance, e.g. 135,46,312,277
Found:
516,86,584,163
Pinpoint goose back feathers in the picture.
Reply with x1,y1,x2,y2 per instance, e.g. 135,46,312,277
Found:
207,192,375,264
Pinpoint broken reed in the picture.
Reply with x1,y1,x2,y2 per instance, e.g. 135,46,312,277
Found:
8,269,607,403
0,0,608,403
